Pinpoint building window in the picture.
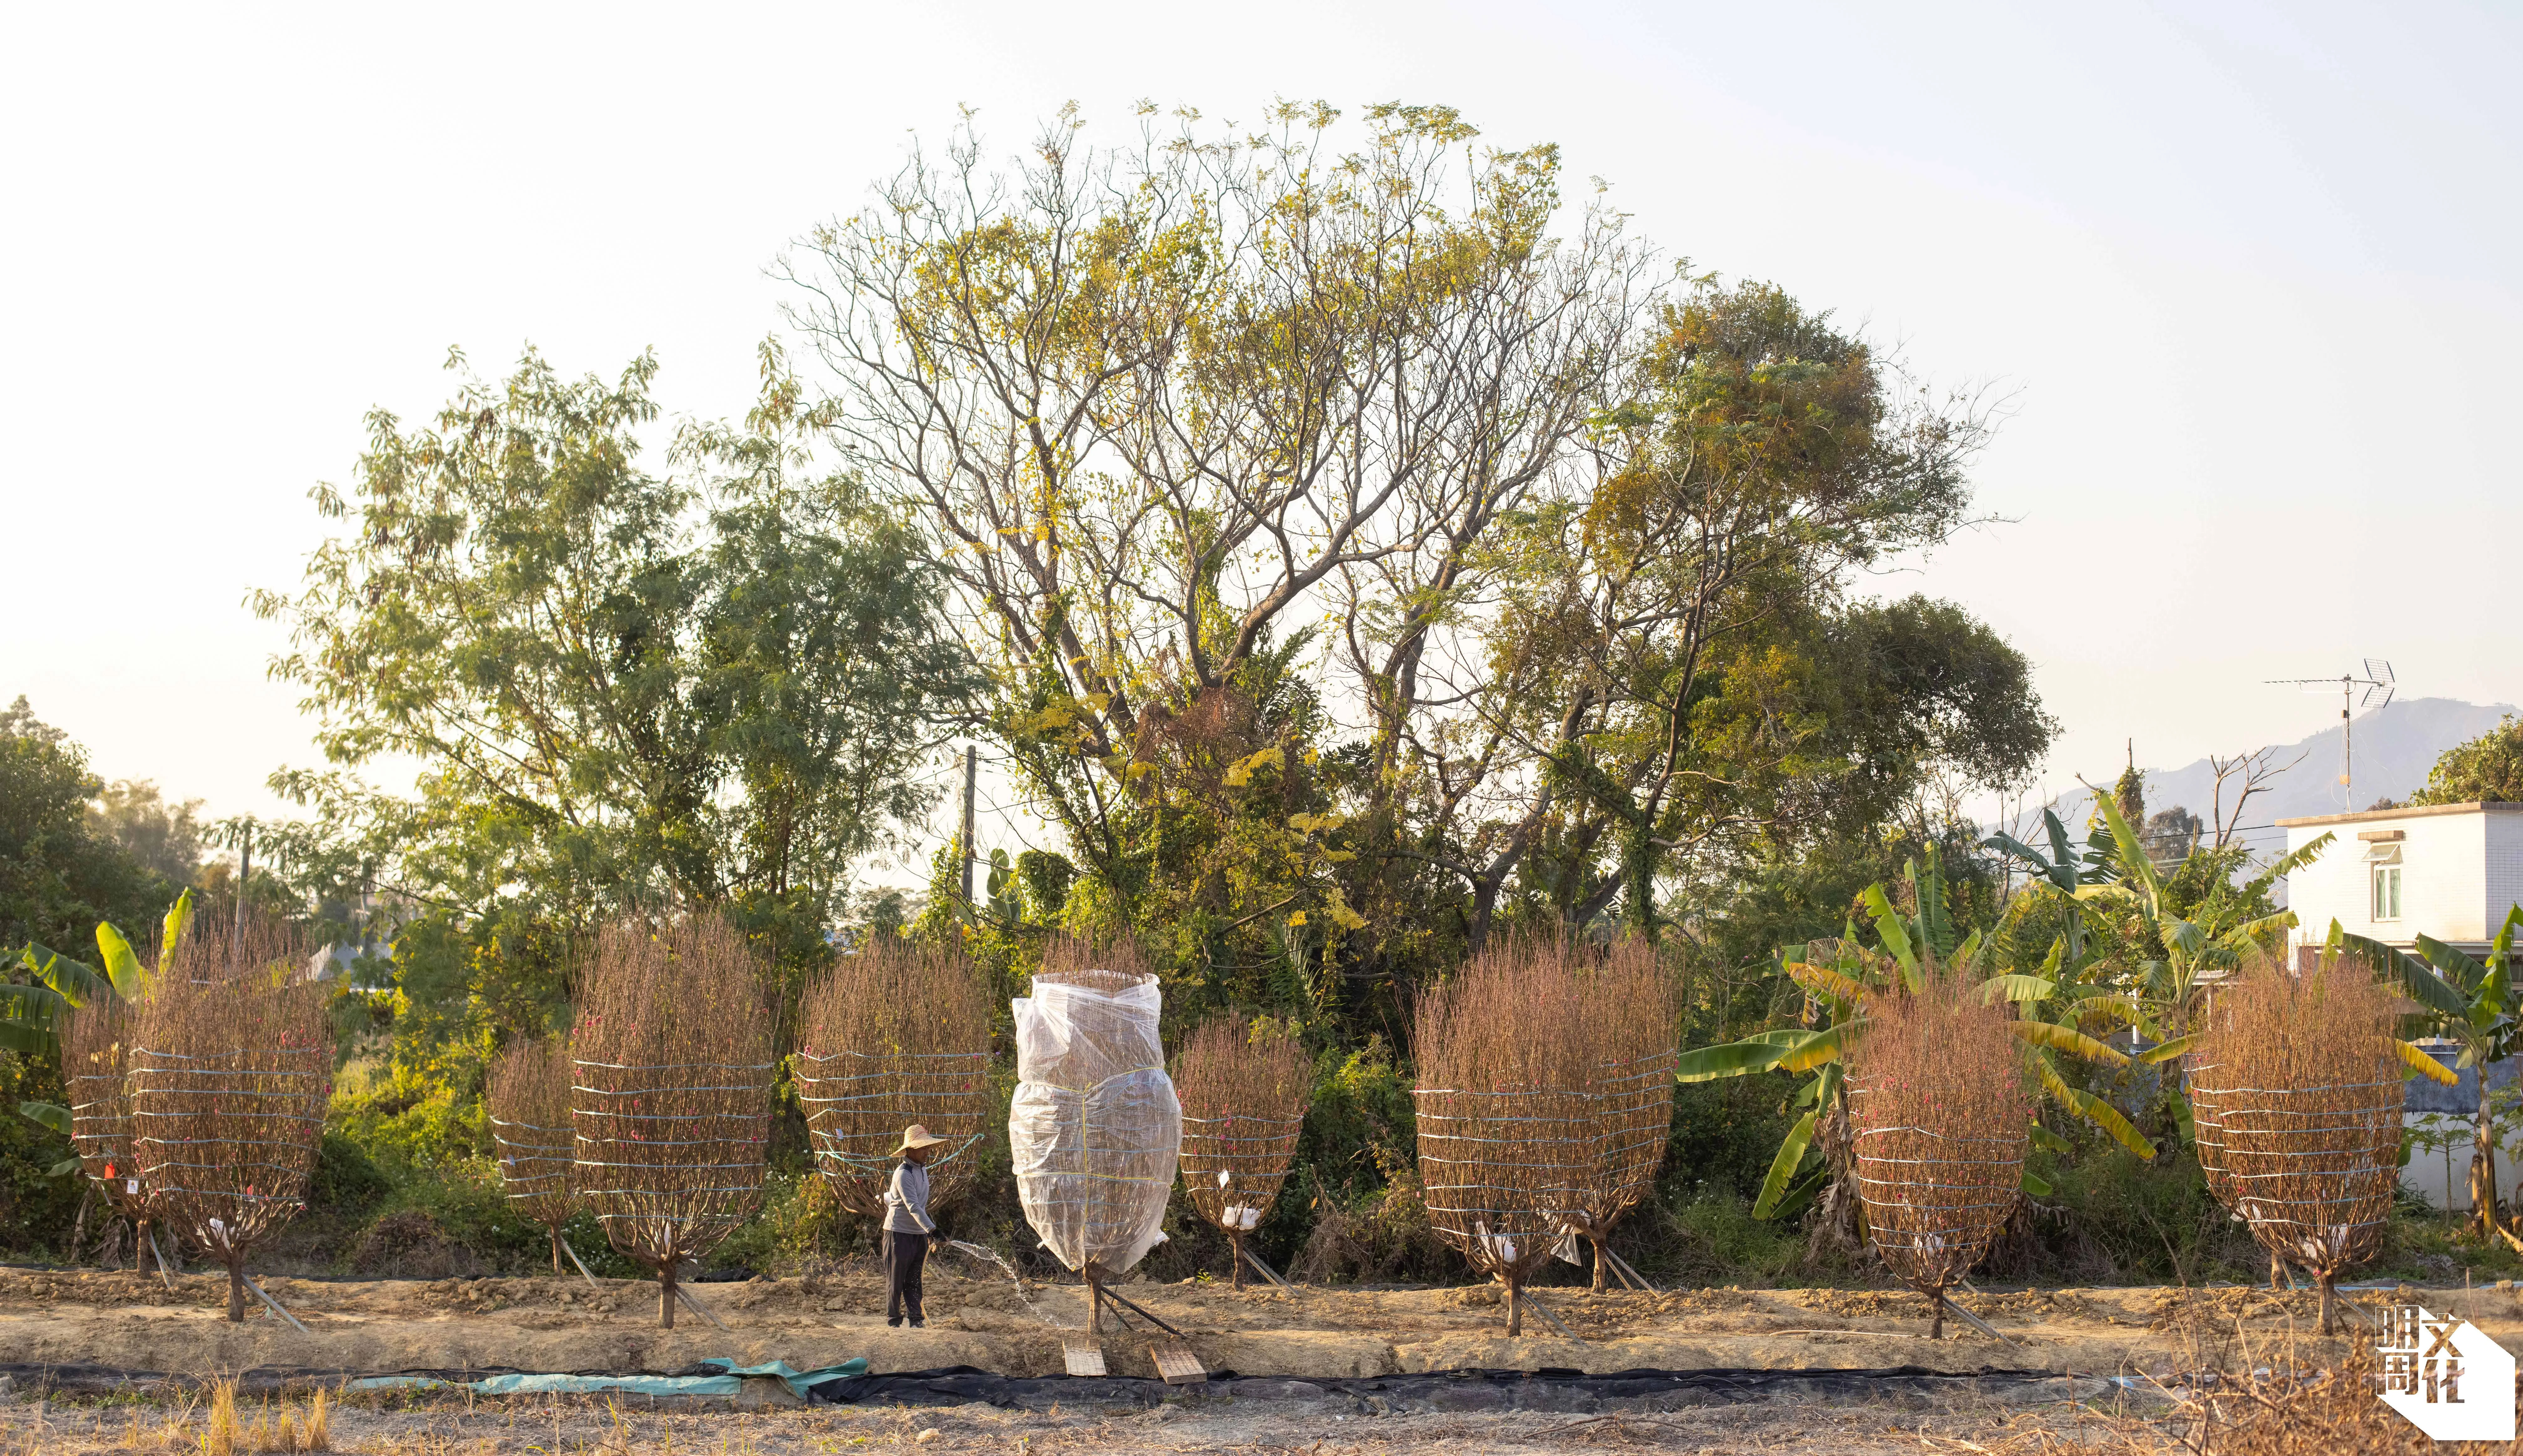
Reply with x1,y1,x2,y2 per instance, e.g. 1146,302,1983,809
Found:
2373,863,2403,921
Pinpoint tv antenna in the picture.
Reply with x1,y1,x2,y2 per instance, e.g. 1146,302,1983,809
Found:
2266,660,2394,810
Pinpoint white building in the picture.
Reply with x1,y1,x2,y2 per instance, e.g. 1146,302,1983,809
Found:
2279,801,2523,955
2279,801,2523,1211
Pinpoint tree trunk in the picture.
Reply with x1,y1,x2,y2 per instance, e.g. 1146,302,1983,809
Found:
1590,1235,1610,1293
659,1263,677,1329
2318,1272,2337,1336
1229,1230,1245,1291
551,1229,562,1275
2269,1251,2290,1291
227,1261,246,1323
1930,1288,1947,1340
2474,1082,2502,1240
1505,1273,1523,1337
137,1219,153,1277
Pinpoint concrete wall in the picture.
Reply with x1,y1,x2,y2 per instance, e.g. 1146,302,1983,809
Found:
2284,807,2498,949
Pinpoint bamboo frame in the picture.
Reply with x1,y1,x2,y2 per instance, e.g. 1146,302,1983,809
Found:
129,928,330,1321
2186,954,2399,1334
488,1036,576,1273
571,914,773,1328
1846,972,2029,1338
1175,1016,1310,1289
64,995,163,1275
793,939,992,1218
1411,938,1595,1336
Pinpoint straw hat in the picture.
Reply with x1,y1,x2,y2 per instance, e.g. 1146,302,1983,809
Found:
895,1124,949,1155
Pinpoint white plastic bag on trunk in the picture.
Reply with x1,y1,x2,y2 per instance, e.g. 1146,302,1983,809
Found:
1009,969,1181,1276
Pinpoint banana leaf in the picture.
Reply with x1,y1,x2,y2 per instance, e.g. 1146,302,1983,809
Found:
2011,1018,2129,1066
2396,1039,2458,1086
1751,1108,1820,1219
1673,1029,1815,1083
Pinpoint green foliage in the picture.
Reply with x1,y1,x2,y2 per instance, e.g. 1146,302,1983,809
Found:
0,697,178,957
2409,714,2523,805
249,342,980,1087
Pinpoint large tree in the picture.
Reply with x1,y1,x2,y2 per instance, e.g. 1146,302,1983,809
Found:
254,343,979,1063
785,104,2051,1015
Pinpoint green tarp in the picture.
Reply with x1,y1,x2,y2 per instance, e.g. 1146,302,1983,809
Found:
350,1357,870,1399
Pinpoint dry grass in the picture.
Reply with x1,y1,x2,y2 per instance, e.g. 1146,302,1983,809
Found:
486,1037,576,1273
2187,953,2400,1333
1174,1015,1310,1288
1846,966,2030,1338
792,938,993,1217
130,924,330,1321
1037,930,1156,994
1411,935,1595,1335
570,913,773,1328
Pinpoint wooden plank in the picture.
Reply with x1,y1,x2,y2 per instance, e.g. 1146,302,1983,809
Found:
1150,1341,1207,1385
1060,1338,1107,1377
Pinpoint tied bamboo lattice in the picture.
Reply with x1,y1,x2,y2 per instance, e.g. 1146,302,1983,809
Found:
571,914,773,1328
1412,939,1594,1336
488,1037,576,1273
64,994,163,1273
1847,969,2029,1339
1568,938,1678,1292
2186,952,2400,1334
1175,1016,1310,1289
794,939,992,1217
130,925,331,1321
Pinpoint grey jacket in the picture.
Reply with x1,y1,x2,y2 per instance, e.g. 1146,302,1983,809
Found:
883,1159,936,1235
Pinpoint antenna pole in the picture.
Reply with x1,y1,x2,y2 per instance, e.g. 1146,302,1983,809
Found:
2341,676,2353,809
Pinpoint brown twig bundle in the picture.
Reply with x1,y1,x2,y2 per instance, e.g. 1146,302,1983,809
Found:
488,1036,577,1272
1175,1016,1311,1289
1412,937,1595,1336
1038,931,1156,994
794,937,993,1217
1846,969,2029,1338
130,925,330,1321
1569,937,1679,1292
64,994,159,1267
2186,953,2399,1334
570,913,773,1328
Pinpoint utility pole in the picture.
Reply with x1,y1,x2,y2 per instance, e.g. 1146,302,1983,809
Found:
231,824,253,952
959,745,978,904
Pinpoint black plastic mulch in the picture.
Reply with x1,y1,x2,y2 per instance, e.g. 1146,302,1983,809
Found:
802,1365,2105,1412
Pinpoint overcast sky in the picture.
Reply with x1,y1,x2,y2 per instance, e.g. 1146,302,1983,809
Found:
5,1,2515,870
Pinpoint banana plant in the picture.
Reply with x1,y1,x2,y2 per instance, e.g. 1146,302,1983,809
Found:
7,891,193,1157
1983,807,2114,963
1676,851,2151,1225
2333,907,2523,1243
2082,794,2332,1063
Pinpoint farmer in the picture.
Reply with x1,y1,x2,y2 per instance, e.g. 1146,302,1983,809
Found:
884,1124,948,1327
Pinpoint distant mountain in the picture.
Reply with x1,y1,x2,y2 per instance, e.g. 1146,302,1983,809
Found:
2017,698,2516,862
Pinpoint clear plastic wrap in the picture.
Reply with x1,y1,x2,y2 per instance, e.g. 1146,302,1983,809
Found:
1009,969,1180,1276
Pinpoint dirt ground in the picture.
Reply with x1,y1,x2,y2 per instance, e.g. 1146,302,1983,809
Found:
0,1388,2169,1455
0,1266,2507,1452
0,1263,2500,1381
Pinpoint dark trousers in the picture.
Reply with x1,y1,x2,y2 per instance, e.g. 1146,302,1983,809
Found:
885,1229,928,1325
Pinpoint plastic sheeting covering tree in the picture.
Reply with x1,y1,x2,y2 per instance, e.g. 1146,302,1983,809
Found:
64,995,163,1275
1010,936,1179,1328
488,1037,577,1273
1176,1016,1310,1289
572,914,773,1328
794,939,992,1216
130,927,331,1322
2187,954,2402,1334
1568,938,1678,1292
1412,940,1594,1336
1846,970,2029,1339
